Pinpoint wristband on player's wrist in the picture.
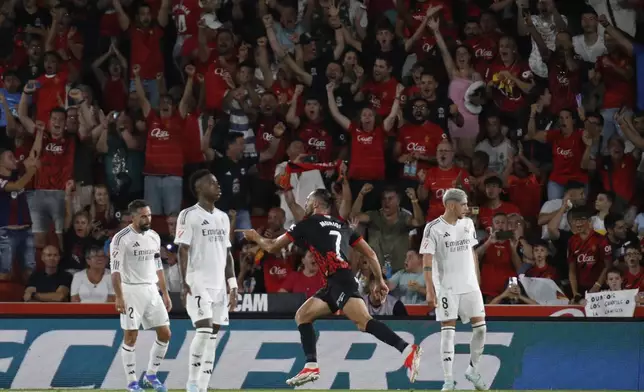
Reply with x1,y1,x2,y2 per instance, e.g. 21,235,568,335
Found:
227,277,238,290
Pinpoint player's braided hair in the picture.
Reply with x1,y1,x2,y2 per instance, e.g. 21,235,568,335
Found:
189,168,213,198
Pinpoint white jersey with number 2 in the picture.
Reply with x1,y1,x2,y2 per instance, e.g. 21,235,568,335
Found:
175,204,231,291
419,216,479,294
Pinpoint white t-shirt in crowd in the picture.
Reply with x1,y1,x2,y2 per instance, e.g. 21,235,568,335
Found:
573,34,606,63
475,138,515,175
71,270,114,303
539,199,570,239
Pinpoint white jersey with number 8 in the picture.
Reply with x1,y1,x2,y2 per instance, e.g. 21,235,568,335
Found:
419,216,479,294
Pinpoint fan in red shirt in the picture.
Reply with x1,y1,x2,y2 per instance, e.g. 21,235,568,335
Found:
279,251,325,298
593,34,634,113
527,108,588,198
477,212,521,299
178,65,206,167
623,243,644,291
546,34,582,115
92,43,128,113
359,57,401,117
255,93,288,210
287,87,335,163
33,53,69,124
417,139,470,222
256,209,293,292
18,99,74,249
525,240,559,283
463,18,497,73
477,176,520,230
598,137,637,205
394,97,447,183
114,0,169,82
47,4,84,72
199,30,238,111
485,36,534,115
132,65,184,215
400,0,452,35
328,83,395,182
171,0,203,40
506,149,543,221
567,207,612,301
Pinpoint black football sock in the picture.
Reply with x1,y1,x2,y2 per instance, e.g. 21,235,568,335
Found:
365,319,408,353
297,323,318,363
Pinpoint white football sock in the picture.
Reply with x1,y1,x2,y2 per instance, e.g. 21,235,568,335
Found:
441,326,455,382
198,333,218,390
121,344,137,383
146,339,169,375
188,328,212,384
470,321,487,370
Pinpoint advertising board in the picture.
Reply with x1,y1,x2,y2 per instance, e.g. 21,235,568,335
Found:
0,319,642,390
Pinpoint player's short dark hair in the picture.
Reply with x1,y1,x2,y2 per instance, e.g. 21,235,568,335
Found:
310,188,334,210
128,199,149,215
604,213,624,231
189,169,212,197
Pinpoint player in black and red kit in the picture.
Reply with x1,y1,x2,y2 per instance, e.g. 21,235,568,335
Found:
238,189,422,387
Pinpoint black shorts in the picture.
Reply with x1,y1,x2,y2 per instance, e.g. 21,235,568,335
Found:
314,269,362,313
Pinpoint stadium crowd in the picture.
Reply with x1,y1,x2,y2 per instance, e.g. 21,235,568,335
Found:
1,0,644,312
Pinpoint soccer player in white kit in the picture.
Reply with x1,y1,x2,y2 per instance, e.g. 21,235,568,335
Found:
175,169,238,392
110,199,173,392
419,188,488,391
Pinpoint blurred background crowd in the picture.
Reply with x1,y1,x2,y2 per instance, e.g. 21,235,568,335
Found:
1,0,644,314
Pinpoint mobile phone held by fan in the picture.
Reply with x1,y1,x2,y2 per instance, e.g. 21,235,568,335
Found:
575,94,583,108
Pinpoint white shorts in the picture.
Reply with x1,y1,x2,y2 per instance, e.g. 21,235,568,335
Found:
120,284,170,330
436,289,485,324
186,288,229,326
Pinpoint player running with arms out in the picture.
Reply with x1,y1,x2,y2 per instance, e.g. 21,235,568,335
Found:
175,169,238,392
110,200,173,392
420,188,488,391
238,189,422,387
